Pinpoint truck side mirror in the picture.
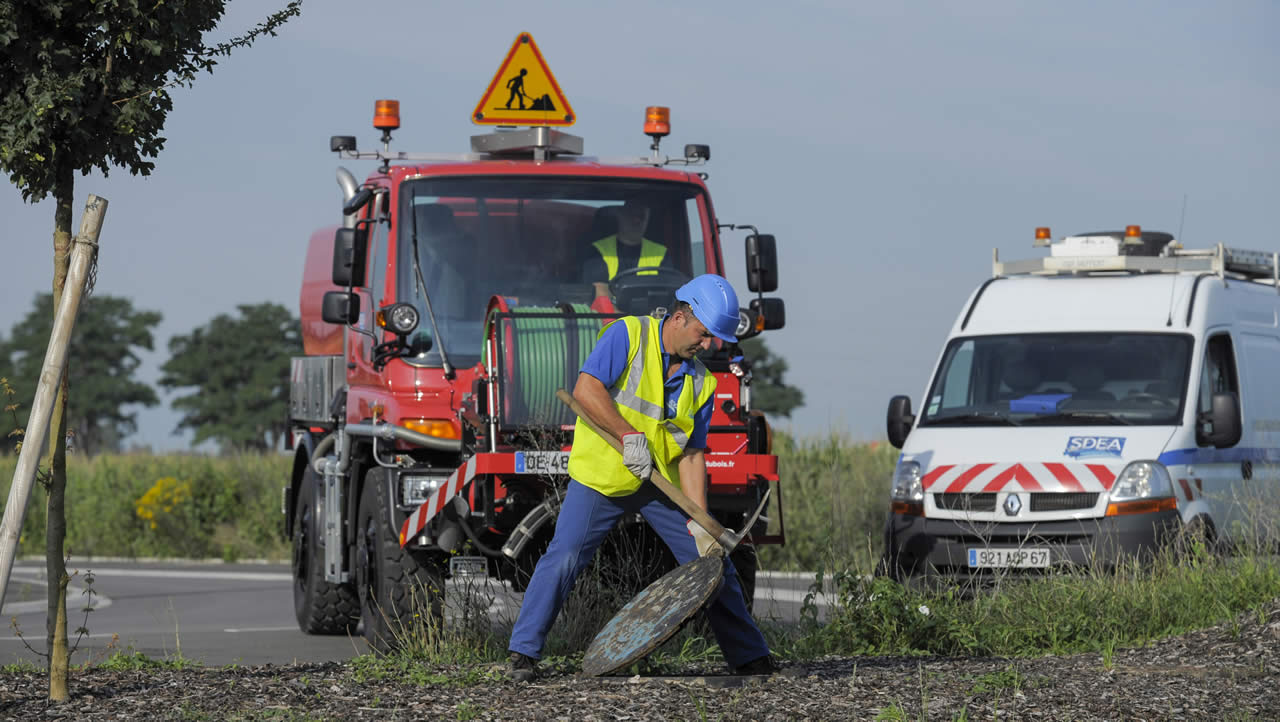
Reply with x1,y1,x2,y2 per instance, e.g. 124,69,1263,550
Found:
1198,392,1242,449
321,291,360,325
745,234,778,293
887,395,915,449
343,187,374,218
332,227,368,287
750,297,785,330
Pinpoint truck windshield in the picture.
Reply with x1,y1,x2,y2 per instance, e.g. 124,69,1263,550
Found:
919,333,1192,427
396,177,709,366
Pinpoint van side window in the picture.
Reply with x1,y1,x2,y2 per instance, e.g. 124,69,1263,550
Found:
1198,334,1238,415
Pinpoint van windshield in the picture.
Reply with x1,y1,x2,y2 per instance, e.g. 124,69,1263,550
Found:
919,333,1193,427
396,177,708,367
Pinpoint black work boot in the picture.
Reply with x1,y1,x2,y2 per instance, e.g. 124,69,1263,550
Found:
731,654,780,675
509,651,538,683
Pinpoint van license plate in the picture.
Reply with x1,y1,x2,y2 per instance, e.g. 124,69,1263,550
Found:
967,548,1050,568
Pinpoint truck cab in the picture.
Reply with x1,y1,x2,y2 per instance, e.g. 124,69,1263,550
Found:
285,101,786,648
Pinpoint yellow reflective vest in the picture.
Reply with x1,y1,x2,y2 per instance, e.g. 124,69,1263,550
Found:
591,237,667,280
567,315,717,497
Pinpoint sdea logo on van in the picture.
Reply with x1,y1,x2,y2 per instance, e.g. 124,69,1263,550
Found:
1064,436,1125,458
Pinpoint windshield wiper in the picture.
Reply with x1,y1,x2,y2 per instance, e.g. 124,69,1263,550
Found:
1022,411,1133,426
409,188,455,379
923,412,1020,427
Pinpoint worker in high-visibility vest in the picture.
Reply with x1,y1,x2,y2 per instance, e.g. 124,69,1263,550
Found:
508,274,777,682
583,199,670,301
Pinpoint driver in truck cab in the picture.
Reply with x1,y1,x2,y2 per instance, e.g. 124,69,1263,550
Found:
582,198,671,301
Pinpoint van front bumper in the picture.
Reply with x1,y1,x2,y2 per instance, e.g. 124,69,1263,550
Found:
882,509,1181,582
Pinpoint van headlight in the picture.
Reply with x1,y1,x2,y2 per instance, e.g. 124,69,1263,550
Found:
890,460,923,503
1107,461,1173,502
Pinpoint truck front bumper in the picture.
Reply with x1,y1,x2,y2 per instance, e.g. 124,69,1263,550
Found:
883,509,1181,583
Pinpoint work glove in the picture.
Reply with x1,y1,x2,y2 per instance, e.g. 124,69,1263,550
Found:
621,432,653,481
687,519,726,558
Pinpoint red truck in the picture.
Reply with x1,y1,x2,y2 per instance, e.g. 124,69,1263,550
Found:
283,98,787,648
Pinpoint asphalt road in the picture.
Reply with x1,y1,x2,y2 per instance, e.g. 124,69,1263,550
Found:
0,562,834,667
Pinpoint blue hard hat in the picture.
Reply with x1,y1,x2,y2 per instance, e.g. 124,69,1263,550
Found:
675,274,740,343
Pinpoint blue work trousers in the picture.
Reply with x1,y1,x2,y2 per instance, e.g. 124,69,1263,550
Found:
508,479,769,668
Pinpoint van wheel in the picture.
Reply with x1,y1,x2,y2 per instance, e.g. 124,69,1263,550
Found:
1177,515,1218,558
292,467,359,634
355,468,445,652
729,543,758,614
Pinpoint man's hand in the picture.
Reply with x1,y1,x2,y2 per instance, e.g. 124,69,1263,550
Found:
621,432,653,481
686,519,725,558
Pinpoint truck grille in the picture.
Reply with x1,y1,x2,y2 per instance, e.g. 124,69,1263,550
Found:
1030,493,1098,512
934,493,996,512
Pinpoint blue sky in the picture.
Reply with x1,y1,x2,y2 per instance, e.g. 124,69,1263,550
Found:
2,1,1277,450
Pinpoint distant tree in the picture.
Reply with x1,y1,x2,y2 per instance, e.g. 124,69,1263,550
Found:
0,1,300,700
160,303,300,452
739,337,805,418
0,294,162,455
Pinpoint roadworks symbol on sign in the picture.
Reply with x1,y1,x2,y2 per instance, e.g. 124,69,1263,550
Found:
472,32,575,127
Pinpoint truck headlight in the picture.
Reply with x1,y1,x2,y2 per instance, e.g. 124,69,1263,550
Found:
890,460,923,503
1108,461,1173,502
401,473,447,506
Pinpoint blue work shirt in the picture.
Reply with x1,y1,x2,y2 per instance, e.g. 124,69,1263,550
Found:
579,316,715,450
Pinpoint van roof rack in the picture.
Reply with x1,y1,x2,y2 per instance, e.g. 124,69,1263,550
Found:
994,242,1280,286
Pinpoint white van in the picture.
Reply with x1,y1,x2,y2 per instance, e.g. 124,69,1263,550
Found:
883,227,1280,581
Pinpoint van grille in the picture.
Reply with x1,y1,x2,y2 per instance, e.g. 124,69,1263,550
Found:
934,493,996,512
1030,492,1098,512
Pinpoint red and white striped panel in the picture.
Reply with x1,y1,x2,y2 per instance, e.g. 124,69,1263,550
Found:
921,462,1118,494
399,457,478,546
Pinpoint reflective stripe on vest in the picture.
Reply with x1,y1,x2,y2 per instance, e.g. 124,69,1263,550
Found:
567,315,717,497
591,237,667,280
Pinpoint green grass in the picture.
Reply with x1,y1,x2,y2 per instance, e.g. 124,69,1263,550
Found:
94,649,202,671
759,432,897,573
785,542,1280,659
0,452,290,560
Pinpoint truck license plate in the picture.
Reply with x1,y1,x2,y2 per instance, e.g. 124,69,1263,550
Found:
967,547,1050,569
514,451,570,475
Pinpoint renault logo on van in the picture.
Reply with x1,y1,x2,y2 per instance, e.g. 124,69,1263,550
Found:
1003,494,1022,516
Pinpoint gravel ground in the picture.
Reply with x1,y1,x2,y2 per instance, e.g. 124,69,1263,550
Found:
2,600,1278,721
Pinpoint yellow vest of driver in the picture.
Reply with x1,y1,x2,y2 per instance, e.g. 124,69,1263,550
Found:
592,237,667,279
567,315,717,496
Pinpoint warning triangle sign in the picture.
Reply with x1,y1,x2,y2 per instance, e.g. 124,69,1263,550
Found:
472,32,575,127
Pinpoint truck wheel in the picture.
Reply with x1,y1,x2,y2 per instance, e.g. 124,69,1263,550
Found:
355,468,445,652
292,466,359,634
730,543,758,614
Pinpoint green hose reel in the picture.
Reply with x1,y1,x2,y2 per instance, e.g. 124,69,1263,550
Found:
494,304,610,427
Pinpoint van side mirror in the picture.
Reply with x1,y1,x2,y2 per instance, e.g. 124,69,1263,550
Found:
1197,392,1242,448
745,234,778,293
887,395,915,449
750,298,785,330
332,227,368,287
321,291,360,325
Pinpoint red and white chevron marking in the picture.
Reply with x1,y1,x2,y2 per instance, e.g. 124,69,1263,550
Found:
399,457,478,546
921,462,1118,494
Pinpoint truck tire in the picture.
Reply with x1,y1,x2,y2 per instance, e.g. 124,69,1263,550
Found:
355,468,445,652
292,467,359,634
730,543,758,615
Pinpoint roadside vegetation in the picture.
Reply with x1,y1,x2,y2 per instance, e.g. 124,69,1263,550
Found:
3,439,1279,681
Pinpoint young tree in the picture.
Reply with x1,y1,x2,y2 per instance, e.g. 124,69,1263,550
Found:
1,294,162,455
739,337,805,418
0,1,300,700
160,302,301,452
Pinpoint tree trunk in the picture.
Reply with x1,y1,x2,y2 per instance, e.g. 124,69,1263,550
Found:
45,161,73,703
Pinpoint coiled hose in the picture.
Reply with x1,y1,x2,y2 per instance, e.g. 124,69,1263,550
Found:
506,304,601,426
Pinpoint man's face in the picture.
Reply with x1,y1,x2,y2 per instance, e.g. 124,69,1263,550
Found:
617,204,649,241
670,310,715,359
